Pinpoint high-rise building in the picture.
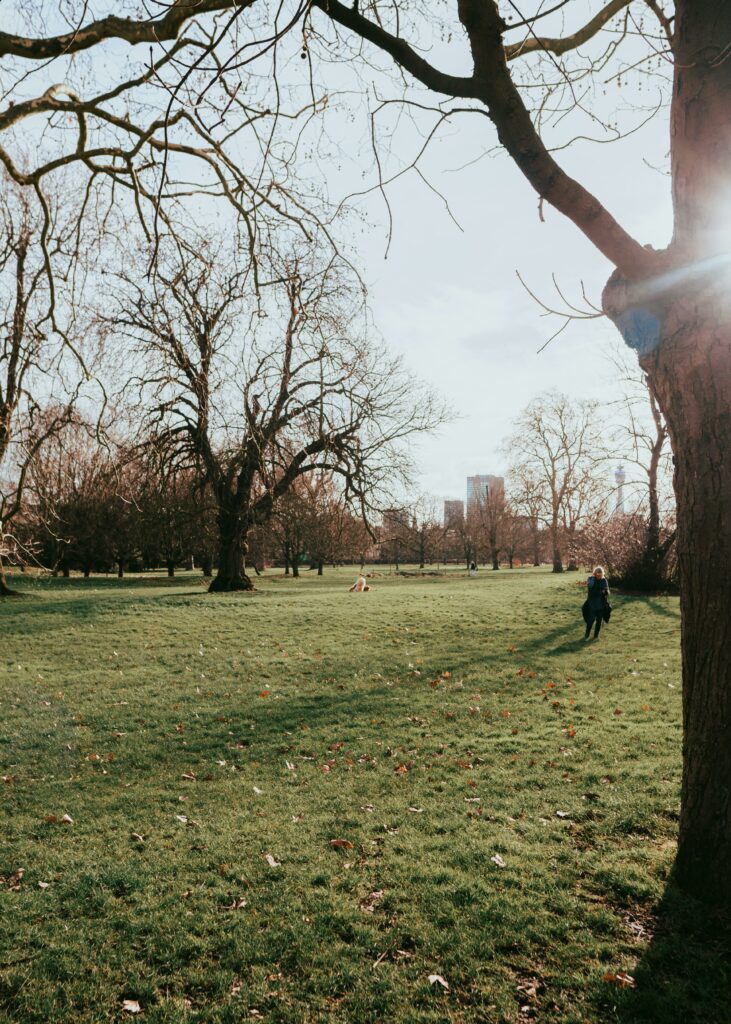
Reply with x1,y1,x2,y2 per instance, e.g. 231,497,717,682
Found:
443,499,464,528
466,474,504,512
614,465,626,514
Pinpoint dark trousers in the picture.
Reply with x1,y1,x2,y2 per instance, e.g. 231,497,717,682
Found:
585,612,603,638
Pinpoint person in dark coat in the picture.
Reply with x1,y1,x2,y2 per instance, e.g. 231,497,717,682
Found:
583,566,609,640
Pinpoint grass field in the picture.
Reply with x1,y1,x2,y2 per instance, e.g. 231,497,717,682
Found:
1,566,729,1023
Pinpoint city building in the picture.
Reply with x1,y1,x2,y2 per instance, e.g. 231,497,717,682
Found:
614,465,626,514
466,474,504,512
443,499,464,528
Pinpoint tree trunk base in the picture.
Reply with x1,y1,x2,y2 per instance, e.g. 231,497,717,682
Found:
0,577,20,597
208,573,254,593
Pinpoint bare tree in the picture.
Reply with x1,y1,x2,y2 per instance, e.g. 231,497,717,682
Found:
609,355,676,586
472,479,507,570
506,393,607,574
508,467,545,568
109,233,445,591
0,184,83,594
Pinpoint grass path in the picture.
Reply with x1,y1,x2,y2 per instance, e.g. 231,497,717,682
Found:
1,567,726,1023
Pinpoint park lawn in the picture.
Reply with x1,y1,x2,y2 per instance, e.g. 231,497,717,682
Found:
0,566,727,1023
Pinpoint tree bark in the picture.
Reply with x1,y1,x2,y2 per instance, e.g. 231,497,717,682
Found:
209,507,253,592
0,556,18,596
317,559,323,576
166,560,175,578
201,555,213,577
550,522,563,573
607,272,731,902
117,560,125,578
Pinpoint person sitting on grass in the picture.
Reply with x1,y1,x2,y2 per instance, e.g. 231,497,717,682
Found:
582,565,609,641
349,573,370,592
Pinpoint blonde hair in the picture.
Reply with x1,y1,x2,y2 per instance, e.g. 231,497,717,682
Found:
593,566,605,575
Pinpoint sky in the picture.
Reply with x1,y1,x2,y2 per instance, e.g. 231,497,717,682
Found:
2,2,675,508
293,4,676,504
343,106,673,503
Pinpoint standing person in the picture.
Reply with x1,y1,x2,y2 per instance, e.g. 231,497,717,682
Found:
469,561,477,578
583,566,610,640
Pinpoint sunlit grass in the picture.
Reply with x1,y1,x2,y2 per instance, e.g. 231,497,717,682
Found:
1,565,722,1023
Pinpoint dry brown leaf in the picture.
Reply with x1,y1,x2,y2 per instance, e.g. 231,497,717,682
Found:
182,771,196,781
38,881,50,889
602,972,636,988
428,974,450,991
329,839,354,850
60,814,73,825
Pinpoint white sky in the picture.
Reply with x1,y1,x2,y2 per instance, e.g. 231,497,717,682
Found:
3,3,675,506
344,111,672,502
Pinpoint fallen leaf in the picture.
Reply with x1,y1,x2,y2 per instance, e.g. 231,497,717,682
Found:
360,889,384,912
428,974,450,991
60,814,73,825
259,690,270,698
265,853,281,868
227,897,248,910
491,854,506,868
253,786,263,795
555,810,571,819
329,838,354,850
131,832,145,843
182,771,196,781
407,807,424,813
122,1000,142,1014
602,972,636,988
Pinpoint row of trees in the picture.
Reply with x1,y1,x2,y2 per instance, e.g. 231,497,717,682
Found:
1,0,728,904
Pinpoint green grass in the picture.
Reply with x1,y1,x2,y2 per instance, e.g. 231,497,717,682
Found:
1,566,728,1023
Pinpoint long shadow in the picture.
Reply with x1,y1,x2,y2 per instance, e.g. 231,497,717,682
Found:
5,573,208,592
587,878,731,1023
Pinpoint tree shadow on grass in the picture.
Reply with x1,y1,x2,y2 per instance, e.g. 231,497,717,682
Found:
588,878,731,1024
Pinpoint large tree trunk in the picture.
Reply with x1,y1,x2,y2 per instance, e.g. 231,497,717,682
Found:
641,294,731,903
0,556,18,596
209,507,253,592
599,0,731,903
166,560,175,578
491,545,499,570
